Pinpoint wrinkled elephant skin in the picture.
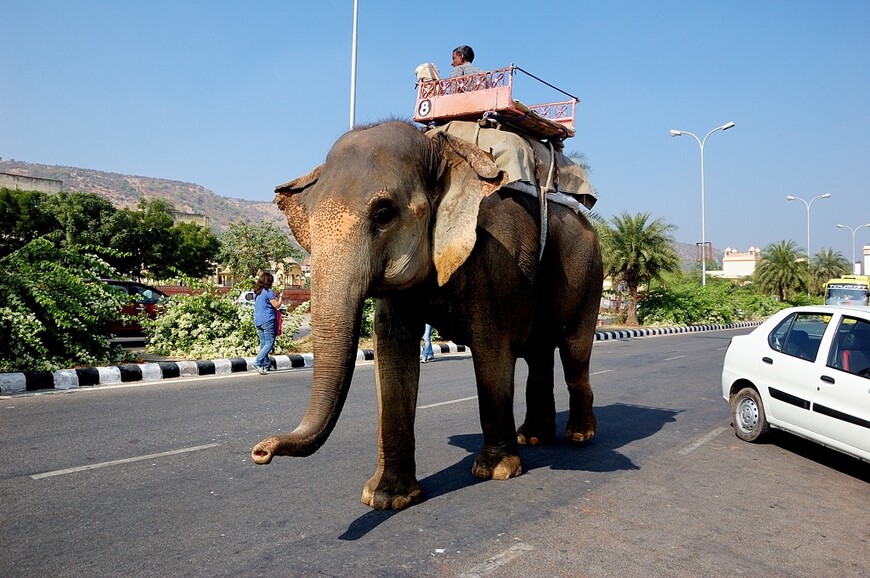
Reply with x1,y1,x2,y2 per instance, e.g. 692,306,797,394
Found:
255,121,603,510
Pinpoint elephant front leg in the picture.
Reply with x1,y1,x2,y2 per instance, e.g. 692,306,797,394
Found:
362,304,423,510
470,349,523,480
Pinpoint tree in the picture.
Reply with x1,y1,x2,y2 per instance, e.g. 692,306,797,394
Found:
218,221,303,281
168,221,221,279
753,240,808,301
0,188,59,257
600,212,681,326
105,198,176,279
44,191,118,251
810,247,850,295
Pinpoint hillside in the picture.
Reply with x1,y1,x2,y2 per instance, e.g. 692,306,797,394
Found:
1,159,719,269
0,159,290,235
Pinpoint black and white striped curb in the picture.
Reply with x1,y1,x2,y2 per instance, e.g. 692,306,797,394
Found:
593,321,762,340
0,324,754,395
1,353,311,396
0,343,473,395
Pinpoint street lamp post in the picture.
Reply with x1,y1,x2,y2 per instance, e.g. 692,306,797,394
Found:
786,193,831,259
349,0,359,130
669,121,736,286
837,222,870,272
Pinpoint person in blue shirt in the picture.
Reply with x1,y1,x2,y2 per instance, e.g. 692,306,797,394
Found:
253,271,283,374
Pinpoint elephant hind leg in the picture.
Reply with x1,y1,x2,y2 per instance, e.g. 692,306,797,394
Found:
517,345,557,446
559,335,596,443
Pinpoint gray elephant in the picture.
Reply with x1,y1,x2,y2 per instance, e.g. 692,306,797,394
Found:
252,120,603,510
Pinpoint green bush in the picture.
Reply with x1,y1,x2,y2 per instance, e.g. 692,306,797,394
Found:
144,285,310,359
0,238,123,372
638,276,788,326
360,298,375,338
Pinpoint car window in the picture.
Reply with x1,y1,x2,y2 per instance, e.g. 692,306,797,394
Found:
769,312,828,361
768,314,794,352
104,283,128,296
826,316,870,376
130,284,165,304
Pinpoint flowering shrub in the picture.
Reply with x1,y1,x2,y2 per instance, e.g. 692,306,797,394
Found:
144,286,309,359
0,238,123,372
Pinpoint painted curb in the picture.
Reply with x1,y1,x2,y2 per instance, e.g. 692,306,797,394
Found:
0,322,758,395
593,320,762,340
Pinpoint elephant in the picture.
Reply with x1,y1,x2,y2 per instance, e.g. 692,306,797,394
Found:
252,120,603,510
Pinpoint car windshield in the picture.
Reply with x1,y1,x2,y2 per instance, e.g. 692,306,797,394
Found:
825,286,869,306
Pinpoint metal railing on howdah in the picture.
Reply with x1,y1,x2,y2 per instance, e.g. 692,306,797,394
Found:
414,65,579,135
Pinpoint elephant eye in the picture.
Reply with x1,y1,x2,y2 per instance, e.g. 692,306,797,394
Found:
372,204,398,229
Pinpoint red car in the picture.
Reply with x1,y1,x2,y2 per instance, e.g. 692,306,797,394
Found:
102,279,168,342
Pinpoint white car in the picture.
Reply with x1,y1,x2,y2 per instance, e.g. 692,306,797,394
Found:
722,305,870,463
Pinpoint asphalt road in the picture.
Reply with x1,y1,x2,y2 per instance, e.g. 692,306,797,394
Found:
2,329,868,577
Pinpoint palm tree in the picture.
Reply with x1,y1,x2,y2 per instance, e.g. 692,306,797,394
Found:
600,212,681,326
810,248,850,295
754,240,808,301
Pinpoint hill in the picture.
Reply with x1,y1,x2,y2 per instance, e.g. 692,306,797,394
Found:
0,159,290,235
1,159,719,269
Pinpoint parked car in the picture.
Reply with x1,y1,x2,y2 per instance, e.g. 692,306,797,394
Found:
101,279,169,341
237,290,287,314
721,305,870,464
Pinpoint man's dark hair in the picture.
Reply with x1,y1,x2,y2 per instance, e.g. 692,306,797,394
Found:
453,45,475,63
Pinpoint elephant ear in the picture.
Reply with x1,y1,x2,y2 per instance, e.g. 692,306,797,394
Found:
274,165,322,253
429,131,507,286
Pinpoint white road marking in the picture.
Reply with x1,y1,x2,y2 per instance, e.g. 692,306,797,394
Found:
678,427,730,455
30,443,220,480
591,369,615,376
418,396,478,409
459,543,534,578
664,355,688,361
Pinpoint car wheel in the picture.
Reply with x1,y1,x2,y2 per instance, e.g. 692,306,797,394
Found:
732,387,770,442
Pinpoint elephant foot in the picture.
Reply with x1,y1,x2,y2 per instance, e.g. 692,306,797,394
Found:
472,453,522,480
516,421,555,446
565,413,597,443
361,471,422,510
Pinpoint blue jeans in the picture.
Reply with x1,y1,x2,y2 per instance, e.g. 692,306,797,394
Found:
422,324,434,360
256,319,276,369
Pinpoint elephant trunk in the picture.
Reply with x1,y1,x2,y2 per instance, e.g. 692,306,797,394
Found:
252,259,367,464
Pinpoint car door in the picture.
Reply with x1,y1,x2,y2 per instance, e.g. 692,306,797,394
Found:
814,315,870,456
755,312,830,433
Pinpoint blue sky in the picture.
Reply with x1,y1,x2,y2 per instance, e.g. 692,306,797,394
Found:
3,1,869,260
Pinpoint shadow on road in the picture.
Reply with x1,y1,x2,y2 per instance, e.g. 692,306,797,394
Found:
339,402,679,540
767,430,870,482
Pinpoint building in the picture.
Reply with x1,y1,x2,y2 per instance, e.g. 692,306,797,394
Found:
708,246,761,280
859,245,870,276
171,210,209,228
211,259,306,289
0,172,62,194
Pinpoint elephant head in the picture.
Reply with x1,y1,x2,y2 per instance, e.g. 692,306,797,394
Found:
251,121,508,463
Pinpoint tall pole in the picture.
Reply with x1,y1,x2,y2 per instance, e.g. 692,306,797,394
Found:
837,223,870,271
786,193,831,259
669,121,735,286
349,0,359,130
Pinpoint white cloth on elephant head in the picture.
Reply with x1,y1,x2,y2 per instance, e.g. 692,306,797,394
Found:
426,121,596,212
